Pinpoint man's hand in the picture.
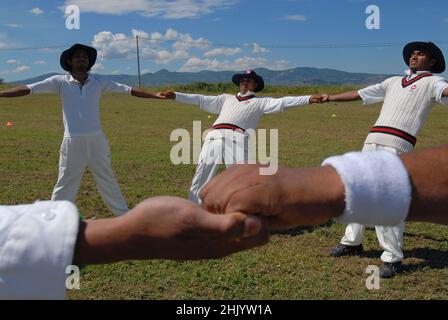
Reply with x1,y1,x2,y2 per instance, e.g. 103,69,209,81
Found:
320,94,330,103
74,196,268,265
200,164,345,229
160,91,176,100
309,94,324,104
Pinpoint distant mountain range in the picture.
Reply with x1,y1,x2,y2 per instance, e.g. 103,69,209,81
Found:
12,67,395,87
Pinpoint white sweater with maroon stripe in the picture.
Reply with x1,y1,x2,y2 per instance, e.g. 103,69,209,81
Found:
175,92,311,131
358,70,448,152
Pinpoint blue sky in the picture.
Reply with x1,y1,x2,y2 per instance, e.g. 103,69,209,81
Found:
1,0,448,81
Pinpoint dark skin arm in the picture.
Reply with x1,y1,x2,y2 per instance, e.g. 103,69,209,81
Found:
130,88,166,99
321,91,361,102
73,196,268,265
0,85,31,97
402,145,448,225
200,145,448,228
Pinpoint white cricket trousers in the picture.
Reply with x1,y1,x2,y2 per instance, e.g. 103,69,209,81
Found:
340,143,406,263
189,129,248,205
51,134,129,215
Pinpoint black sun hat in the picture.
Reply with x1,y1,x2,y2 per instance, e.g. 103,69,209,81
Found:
232,70,265,92
60,43,97,72
403,41,446,73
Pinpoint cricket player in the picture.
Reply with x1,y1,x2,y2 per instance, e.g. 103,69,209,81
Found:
0,44,166,215
162,70,322,204
320,41,448,278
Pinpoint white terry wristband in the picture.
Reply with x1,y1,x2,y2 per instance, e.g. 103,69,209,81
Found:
322,151,412,226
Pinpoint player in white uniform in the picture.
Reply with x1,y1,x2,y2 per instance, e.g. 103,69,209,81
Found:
0,44,166,216
163,70,321,204
322,41,448,278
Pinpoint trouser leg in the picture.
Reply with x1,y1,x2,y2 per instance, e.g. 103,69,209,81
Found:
188,137,224,205
340,223,366,246
51,137,87,204
88,134,129,216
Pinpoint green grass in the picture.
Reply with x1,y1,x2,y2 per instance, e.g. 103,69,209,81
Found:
1,85,448,299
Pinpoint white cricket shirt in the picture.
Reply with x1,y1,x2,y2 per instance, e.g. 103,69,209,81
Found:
27,74,132,137
358,70,448,152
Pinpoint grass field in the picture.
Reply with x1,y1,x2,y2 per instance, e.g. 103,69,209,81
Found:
1,84,448,299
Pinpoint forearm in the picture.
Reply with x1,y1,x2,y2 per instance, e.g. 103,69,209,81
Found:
283,166,345,226
174,92,202,105
0,85,31,97
73,216,137,265
402,145,448,225
131,88,163,99
328,91,361,102
281,95,312,108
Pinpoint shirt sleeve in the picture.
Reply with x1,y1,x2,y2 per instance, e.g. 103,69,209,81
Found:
262,96,311,114
433,79,448,105
100,79,132,95
26,75,62,94
0,201,80,300
175,92,224,114
358,78,390,105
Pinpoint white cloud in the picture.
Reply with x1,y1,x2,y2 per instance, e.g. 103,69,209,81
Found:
34,60,47,65
7,59,19,64
92,31,135,59
13,65,30,73
251,43,268,54
173,33,210,51
62,0,238,19
91,63,105,71
92,28,208,64
30,8,44,16
179,56,288,72
204,47,242,57
0,34,11,49
4,24,22,28
283,14,307,21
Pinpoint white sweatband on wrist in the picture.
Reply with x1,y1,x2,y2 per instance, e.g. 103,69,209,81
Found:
322,150,412,226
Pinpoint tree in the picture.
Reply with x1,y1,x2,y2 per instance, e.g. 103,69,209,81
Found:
0,78,3,85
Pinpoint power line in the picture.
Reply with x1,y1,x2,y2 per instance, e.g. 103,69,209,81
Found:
1,37,448,52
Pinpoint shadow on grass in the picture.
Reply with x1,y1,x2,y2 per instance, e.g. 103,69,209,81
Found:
270,219,336,236
357,248,448,273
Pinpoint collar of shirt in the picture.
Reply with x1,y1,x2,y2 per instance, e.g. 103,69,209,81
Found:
67,72,92,85
237,91,256,97
404,69,432,80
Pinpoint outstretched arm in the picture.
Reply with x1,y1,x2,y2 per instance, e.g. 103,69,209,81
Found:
0,85,31,98
323,91,361,102
74,196,268,265
161,91,224,114
263,94,325,114
130,87,165,99
200,144,448,228
0,197,267,299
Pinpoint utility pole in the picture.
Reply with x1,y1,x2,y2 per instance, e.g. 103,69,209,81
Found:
136,35,141,88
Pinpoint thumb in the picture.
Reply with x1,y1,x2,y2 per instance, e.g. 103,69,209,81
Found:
194,210,263,240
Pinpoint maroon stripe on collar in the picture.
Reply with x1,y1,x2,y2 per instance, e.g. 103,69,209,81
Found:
370,126,417,146
236,94,256,101
401,73,433,88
